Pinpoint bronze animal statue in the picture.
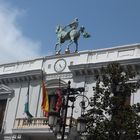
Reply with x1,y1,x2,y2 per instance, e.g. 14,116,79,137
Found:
55,18,90,54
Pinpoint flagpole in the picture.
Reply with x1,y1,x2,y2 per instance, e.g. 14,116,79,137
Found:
36,59,45,117
27,81,30,108
59,77,60,89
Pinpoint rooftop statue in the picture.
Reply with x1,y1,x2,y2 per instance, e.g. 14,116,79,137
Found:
55,18,90,54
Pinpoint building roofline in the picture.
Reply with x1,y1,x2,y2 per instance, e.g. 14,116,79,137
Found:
80,43,140,53
0,43,139,65
44,43,140,59
0,57,44,67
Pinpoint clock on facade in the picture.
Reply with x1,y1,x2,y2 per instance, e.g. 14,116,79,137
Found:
54,59,67,72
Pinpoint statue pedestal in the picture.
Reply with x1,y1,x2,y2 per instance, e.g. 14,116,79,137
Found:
55,51,60,55
65,48,70,54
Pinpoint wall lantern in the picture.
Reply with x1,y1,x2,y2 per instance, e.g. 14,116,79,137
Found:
77,117,86,133
48,111,59,127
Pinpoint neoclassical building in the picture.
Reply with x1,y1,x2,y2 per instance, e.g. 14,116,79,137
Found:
0,43,140,140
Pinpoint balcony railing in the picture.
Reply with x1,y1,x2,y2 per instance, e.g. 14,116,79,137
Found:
13,117,50,134
13,117,76,134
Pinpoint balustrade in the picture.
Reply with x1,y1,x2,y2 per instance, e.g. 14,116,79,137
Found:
13,117,76,132
13,117,49,130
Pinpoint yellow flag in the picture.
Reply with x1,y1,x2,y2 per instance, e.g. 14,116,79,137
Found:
41,81,49,117
44,88,49,117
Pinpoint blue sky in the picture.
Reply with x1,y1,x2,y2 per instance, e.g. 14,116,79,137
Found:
0,0,140,63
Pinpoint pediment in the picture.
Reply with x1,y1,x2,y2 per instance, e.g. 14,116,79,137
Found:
0,84,14,99
0,88,5,92
45,79,67,88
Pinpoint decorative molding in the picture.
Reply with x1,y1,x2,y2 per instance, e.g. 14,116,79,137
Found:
46,72,73,80
118,49,134,57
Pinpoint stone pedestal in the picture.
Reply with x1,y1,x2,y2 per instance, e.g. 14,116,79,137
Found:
65,48,70,54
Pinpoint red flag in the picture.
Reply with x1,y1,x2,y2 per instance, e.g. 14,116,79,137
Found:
55,88,63,112
41,81,49,117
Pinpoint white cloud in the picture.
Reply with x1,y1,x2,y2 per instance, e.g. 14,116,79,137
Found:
0,1,41,64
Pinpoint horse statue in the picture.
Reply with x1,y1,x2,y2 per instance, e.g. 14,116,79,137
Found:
55,18,90,54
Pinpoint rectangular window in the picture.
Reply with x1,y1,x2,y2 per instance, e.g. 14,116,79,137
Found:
70,61,74,65
48,64,51,69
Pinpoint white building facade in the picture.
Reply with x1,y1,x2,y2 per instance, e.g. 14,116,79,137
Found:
0,44,140,140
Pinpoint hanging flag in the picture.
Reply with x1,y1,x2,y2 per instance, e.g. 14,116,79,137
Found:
24,81,33,118
41,80,49,117
55,88,63,112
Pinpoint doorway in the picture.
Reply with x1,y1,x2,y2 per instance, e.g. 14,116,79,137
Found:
0,99,7,132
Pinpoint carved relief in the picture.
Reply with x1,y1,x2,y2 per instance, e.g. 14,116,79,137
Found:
118,49,134,57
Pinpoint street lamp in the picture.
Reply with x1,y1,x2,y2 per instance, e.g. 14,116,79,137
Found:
48,80,89,140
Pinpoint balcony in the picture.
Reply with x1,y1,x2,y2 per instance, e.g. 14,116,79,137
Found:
12,117,51,134
12,117,76,134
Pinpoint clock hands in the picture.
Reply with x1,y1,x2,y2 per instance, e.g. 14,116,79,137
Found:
59,64,62,68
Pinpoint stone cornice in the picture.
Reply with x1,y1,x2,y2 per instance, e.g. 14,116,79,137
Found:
69,58,140,76
0,69,43,84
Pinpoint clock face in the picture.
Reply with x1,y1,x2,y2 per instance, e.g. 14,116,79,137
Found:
54,59,66,72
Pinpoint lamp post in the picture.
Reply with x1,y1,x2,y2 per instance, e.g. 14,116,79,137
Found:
61,80,70,140
48,80,89,140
